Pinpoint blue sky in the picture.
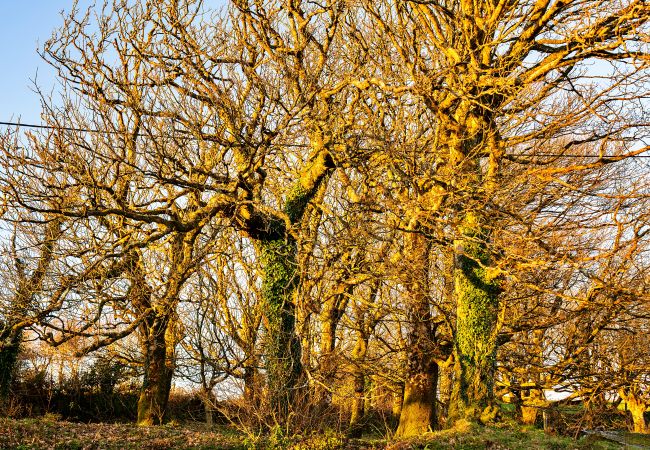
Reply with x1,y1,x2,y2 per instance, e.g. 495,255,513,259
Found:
0,1,95,124
0,1,227,126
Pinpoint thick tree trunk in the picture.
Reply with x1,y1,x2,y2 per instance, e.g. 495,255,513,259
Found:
255,146,333,422
259,237,303,420
620,388,649,434
396,225,438,437
137,316,174,426
243,359,259,403
520,405,538,425
631,405,648,434
437,364,453,427
319,297,339,384
449,212,501,424
397,365,438,436
317,285,350,410
0,337,20,400
205,403,213,427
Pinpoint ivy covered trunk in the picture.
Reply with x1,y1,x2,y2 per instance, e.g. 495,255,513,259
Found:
253,145,334,422
449,211,501,423
0,336,21,400
259,236,303,420
396,226,438,437
137,315,174,426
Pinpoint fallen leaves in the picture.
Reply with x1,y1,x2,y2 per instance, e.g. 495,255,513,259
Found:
0,418,245,449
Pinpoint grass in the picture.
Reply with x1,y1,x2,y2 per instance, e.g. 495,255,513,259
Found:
0,417,639,449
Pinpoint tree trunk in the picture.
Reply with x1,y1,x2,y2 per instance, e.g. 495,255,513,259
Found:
397,366,438,437
259,237,303,421
620,388,649,434
137,316,174,426
396,224,438,437
396,348,438,434
205,404,213,427
202,387,215,427
0,218,61,402
0,336,20,400
449,212,501,424
631,405,648,434
437,363,453,427
319,294,340,385
520,405,538,425
255,147,333,422
349,334,368,437
392,384,404,420
243,359,259,403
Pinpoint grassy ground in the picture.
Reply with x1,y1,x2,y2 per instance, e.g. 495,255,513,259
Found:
0,417,636,449
0,418,245,450
381,420,624,450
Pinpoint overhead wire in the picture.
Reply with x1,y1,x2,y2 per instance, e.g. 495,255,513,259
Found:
2,119,649,158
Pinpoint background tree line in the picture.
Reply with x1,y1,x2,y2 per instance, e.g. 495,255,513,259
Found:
1,0,649,438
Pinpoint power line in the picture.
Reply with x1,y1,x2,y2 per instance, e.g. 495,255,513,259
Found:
0,121,115,135
2,119,649,158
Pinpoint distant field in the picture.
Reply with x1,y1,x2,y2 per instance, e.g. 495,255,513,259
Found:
0,417,638,449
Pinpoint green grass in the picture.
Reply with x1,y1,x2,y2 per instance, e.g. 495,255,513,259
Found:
380,421,623,450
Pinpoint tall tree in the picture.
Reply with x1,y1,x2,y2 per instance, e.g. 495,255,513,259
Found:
361,0,650,427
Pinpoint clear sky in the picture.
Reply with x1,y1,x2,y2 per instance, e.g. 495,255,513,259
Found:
0,1,96,124
0,1,227,126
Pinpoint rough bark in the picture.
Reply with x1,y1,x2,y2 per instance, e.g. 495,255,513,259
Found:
630,405,649,434
392,384,404,420
396,224,438,437
397,365,438,437
127,248,178,427
201,387,216,426
318,283,350,409
137,315,174,426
